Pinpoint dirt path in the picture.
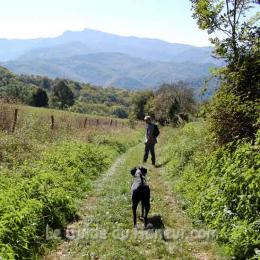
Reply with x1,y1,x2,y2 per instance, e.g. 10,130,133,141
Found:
44,142,225,260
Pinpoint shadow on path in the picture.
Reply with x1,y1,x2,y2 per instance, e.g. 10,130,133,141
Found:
155,159,170,168
147,214,164,229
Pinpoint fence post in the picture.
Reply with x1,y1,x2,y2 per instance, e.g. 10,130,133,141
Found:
84,118,88,128
11,108,18,133
51,115,54,130
110,119,113,126
96,119,99,126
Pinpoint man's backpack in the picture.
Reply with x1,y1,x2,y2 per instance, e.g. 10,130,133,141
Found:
153,124,160,138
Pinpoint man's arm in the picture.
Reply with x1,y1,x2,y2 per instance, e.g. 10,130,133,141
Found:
146,124,154,144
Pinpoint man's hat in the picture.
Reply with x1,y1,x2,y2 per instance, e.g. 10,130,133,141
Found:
144,116,151,122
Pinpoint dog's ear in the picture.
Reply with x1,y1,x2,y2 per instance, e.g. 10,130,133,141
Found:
130,167,137,176
140,167,147,175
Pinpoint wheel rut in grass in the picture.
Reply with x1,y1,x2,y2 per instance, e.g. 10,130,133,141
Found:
44,141,224,260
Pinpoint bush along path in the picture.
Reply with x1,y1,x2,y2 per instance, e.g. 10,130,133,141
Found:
44,134,226,259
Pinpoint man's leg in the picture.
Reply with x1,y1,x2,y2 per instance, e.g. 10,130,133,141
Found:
150,144,155,165
143,143,150,163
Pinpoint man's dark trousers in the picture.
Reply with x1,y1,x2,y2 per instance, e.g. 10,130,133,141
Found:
143,143,155,165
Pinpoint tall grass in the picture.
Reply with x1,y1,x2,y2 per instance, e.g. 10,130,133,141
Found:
162,122,259,259
0,103,142,168
0,103,144,258
0,103,14,132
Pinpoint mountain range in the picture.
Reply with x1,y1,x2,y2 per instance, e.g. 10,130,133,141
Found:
0,29,220,89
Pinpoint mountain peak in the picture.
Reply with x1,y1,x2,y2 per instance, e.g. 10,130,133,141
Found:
0,28,219,90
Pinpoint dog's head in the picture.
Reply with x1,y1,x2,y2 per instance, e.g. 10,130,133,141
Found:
130,166,147,177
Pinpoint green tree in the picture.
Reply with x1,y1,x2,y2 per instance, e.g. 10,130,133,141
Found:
144,96,155,119
40,77,51,90
0,80,32,104
191,0,260,144
51,80,74,109
111,106,128,119
29,87,49,107
153,83,196,124
190,0,259,62
131,91,154,120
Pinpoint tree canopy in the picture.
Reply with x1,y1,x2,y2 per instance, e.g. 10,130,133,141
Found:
191,0,260,144
51,80,75,109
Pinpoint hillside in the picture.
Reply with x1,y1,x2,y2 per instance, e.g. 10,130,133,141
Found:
3,52,215,89
0,65,203,121
0,65,134,117
0,29,220,89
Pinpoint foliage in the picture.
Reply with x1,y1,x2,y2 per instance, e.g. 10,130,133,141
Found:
191,0,260,144
0,80,31,103
29,87,48,107
163,122,260,259
190,0,259,61
50,80,74,109
0,104,143,258
0,66,202,122
152,83,196,124
197,138,260,258
131,82,197,124
131,90,154,120
17,74,53,90
188,4,260,256
207,84,259,144
0,66,134,118
0,69,49,107
111,106,128,119
0,141,114,258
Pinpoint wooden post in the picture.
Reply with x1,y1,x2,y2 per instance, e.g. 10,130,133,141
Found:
11,108,18,133
84,118,88,128
110,119,113,126
51,115,54,130
96,119,99,126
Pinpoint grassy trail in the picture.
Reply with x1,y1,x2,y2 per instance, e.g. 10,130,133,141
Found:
44,134,224,259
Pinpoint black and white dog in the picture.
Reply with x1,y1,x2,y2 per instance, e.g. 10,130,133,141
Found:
131,166,150,228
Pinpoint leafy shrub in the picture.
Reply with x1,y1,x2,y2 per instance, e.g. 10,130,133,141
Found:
207,85,259,145
0,132,40,168
0,141,116,258
0,244,15,259
111,106,128,119
196,139,260,258
164,123,260,259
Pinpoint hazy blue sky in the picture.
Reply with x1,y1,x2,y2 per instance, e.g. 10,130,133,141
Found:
0,0,258,46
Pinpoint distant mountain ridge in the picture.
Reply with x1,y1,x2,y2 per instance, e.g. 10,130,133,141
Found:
0,28,220,89
3,52,215,89
0,29,215,63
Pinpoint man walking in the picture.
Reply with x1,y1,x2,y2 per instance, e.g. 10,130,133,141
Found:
143,116,159,166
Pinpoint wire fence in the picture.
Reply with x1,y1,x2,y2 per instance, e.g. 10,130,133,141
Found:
0,103,137,134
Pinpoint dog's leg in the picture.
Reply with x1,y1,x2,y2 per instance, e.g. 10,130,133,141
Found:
144,187,151,228
132,202,138,228
140,201,144,221
144,203,150,228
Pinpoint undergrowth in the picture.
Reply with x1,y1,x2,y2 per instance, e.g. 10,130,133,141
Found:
0,105,143,259
163,122,259,259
